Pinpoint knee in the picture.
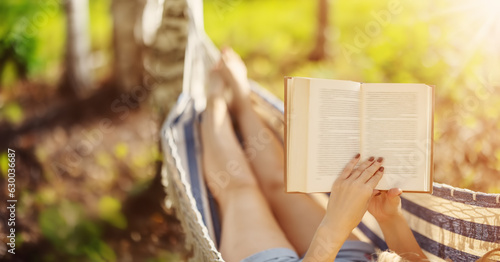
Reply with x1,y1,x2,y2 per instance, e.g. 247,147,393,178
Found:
207,173,259,203
261,170,286,193
208,168,258,193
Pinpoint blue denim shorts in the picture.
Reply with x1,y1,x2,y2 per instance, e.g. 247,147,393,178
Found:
241,241,375,262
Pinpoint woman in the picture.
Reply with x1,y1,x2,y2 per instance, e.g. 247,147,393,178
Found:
200,48,427,262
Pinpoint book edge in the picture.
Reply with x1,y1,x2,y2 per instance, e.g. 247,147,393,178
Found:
429,84,435,194
284,76,290,193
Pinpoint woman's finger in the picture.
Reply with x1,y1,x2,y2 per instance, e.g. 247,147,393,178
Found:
340,153,361,179
349,156,375,179
366,167,384,188
359,157,383,182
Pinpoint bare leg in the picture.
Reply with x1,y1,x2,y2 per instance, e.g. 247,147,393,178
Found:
218,48,358,256
200,74,294,262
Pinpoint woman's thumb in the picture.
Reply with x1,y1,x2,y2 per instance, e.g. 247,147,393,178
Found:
387,188,402,199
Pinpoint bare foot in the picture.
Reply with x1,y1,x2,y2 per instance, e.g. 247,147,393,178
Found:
200,83,257,203
206,67,225,99
218,48,252,113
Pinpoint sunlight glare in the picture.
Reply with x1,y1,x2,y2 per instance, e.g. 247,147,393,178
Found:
429,0,500,87
478,0,500,17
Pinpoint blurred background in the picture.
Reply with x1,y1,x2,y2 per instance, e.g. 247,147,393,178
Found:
1,0,499,261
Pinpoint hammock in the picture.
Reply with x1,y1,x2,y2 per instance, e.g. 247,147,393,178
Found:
160,0,500,261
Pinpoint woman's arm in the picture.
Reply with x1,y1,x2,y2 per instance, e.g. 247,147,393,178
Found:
378,214,426,261
303,155,385,262
368,189,427,261
302,220,348,262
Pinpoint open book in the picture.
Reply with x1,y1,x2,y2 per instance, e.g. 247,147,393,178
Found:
284,77,434,193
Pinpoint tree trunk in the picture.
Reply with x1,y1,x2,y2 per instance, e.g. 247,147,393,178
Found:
143,0,189,117
60,0,92,97
309,0,330,61
111,0,145,92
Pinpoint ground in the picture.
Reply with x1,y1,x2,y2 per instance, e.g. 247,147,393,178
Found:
0,81,189,261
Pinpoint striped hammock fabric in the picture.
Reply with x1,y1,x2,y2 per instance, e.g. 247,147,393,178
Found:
160,0,500,261
359,185,500,261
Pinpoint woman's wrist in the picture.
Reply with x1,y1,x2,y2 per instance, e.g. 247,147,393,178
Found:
304,219,347,261
319,216,353,244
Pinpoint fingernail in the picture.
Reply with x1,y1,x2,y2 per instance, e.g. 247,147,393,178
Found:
377,157,383,163
354,153,360,158
368,156,375,161
378,166,384,172
397,189,402,196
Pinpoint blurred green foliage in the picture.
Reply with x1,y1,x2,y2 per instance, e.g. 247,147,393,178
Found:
0,0,64,83
0,0,111,86
0,152,8,176
98,196,127,229
114,142,129,160
204,0,500,98
204,0,315,96
0,102,24,123
39,201,117,261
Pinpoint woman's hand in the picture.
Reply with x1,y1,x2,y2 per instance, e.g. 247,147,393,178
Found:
304,155,385,262
323,155,384,232
368,190,428,261
368,188,403,223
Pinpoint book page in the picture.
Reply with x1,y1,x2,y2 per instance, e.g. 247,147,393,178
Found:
286,77,310,192
361,84,432,191
307,79,361,192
